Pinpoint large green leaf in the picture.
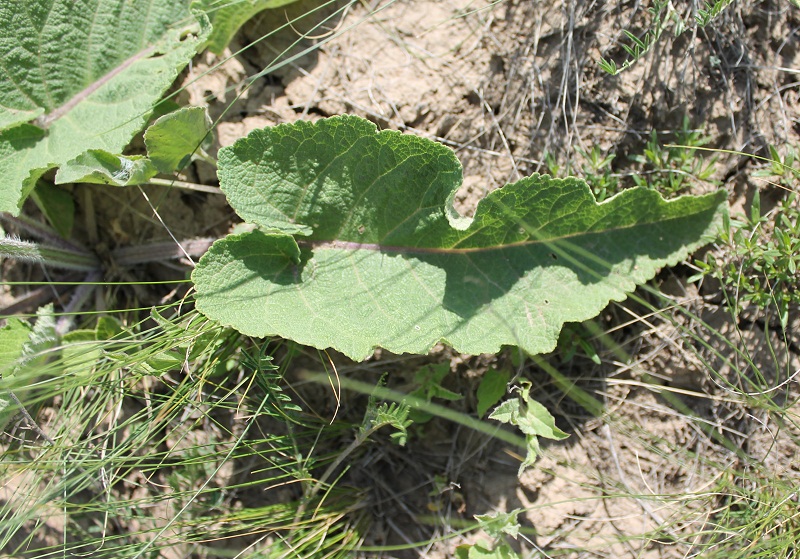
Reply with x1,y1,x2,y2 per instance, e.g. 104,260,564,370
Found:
192,116,727,360
0,0,208,214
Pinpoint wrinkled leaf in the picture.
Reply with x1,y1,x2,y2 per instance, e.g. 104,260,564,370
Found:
193,0,300,54
192,115,727,360
144,106,211,173
56,151,158,186
0,0,208,213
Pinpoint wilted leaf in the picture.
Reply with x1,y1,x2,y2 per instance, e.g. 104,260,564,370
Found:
192,116,726,360
56,151,158,186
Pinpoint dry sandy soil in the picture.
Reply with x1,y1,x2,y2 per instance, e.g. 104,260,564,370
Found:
2,0,799,557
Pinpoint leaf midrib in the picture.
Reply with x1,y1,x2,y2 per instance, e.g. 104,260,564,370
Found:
296,207,714,255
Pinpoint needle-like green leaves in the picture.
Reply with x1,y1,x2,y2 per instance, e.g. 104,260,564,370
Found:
192,115,727,360
0,0,208,213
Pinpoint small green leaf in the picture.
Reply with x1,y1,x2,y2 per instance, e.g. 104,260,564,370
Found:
476,368,509,418
193,0,301,54
1,307,57,430
144,106,212,173
408,362,461,423
56,151,158,186
490,397,567,440
96,316,126,340
14,305,57,376
362,401,413,446
0,318,34,431
474,509,522,539
413,363,461,402
0,318,33,376
30,182,75,238
141,350,185,375
457,543,520,559
61,330,101,377
490,384,568,474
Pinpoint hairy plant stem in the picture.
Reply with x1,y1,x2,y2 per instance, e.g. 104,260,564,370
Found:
1,213,90,253
0,236,100,271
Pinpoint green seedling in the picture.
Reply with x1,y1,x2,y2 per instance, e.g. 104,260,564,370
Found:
546,146,620,203
576,145,619,203
489,380,569,475
456,509,525,559
692,189,800,329
600,0,738,75
631,116,719,196
599,0,671,75
752,144,800,188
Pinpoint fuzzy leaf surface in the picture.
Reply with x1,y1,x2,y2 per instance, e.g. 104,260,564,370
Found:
0,0,208,213
192,115,726,360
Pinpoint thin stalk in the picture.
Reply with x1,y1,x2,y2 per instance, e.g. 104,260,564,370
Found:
147,177,222,194
193,147,217,167
291,425,373,532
